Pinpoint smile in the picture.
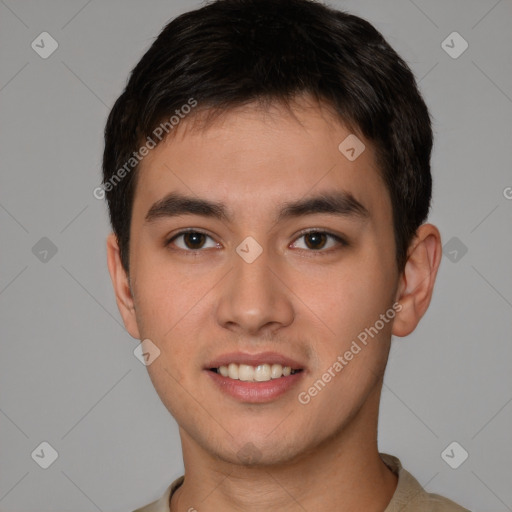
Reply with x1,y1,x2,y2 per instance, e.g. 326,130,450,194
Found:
205,352,306,402
211,363,302,382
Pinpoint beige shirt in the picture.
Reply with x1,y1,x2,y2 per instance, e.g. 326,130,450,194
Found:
133,453,470,512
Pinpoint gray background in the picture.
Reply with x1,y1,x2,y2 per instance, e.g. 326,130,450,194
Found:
1,0,511,510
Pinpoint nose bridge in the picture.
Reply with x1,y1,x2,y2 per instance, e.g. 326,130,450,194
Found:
215,242,294,334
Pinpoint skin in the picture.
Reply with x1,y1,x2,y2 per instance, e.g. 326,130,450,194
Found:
107,95,442,511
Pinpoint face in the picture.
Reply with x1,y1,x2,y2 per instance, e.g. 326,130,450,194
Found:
112,97,404,466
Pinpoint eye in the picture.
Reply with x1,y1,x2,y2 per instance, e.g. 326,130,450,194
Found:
290,230,346,251
166,230,220,251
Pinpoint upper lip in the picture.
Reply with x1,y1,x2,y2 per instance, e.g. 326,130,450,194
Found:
205,351,305,370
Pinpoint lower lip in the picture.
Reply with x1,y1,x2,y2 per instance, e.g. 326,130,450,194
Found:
206,370,304,403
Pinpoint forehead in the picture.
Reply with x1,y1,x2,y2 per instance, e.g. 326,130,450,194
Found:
133,98,391,224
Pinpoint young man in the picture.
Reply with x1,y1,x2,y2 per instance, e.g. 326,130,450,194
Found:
102,0,470,510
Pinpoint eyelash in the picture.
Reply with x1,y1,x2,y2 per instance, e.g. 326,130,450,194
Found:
165,228,348,255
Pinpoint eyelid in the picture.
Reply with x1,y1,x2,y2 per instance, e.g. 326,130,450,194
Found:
290,228,348,251
165,228,220,250
165,228,348,252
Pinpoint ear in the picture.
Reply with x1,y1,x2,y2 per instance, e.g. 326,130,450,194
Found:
392,224,442,337
106,233,141,340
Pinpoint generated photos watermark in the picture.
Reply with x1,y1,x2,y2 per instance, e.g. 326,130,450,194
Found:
93,98,198,200
298,302,402,405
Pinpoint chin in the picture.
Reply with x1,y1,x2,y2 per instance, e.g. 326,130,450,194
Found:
209,430,315,468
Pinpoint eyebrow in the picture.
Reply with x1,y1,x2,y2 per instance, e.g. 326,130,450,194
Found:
144,191,369,224
277,192,369,222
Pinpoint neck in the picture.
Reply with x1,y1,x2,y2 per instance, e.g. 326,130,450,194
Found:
171,381,397,512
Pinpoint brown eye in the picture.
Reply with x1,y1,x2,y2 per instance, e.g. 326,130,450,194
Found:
167,230,218,251
304,232,328,250
182,232,207,249
291,231,346,252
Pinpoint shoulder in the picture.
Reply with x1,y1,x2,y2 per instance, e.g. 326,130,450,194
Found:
132,476,184,512
380,453,471,512
409,492,472,511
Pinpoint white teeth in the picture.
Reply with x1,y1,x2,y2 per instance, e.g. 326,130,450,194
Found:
238,364,254,381
254,364,271,381
270,363,283,379
216,363,297,382
228,363,239,379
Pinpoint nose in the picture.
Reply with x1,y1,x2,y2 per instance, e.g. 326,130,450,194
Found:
215,246,295,337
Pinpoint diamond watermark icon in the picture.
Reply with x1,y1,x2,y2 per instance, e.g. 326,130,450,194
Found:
443,236,468,263
441,441,468,469
338,134,365,161
134,338,161,366
32,237,58,263
441,32,468,59
236,236,263,263
31,32,59,59
237,442,263,464
31,441,59,469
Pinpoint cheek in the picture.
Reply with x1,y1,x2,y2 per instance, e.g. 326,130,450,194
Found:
132,254,212,335
295,255,396,340
131,262,218,382
295,271,394,429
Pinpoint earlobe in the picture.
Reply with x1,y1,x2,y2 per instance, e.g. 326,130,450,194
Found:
392,224,442,337
106,233,141,340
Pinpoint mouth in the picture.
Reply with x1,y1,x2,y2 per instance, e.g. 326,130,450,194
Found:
204,352,305,403
209,363,303,382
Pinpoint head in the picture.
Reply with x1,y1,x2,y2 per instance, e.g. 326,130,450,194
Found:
104,0,441,466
